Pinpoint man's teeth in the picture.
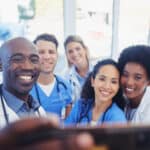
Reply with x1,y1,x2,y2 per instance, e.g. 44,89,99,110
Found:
19,76,32,80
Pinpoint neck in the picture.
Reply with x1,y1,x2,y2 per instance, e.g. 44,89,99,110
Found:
76,61,89,77
14,92,29,102
129,99,140,108
17,94,29,102
5,86,29,102
128,91,145,108
92,100,112,121
38,73,54,85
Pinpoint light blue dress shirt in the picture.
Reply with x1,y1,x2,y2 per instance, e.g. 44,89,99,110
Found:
2,86,41,117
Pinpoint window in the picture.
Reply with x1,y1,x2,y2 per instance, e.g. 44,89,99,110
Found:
76,0,113,63
118,0,150,54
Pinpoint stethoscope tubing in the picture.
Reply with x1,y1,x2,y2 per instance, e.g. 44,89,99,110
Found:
78,102,112,124
35,75,67,105
0,94,9,124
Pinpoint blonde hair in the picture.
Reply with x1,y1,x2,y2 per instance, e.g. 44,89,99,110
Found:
64,35,89,67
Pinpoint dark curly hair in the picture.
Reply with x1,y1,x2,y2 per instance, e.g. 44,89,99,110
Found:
118,45,150,79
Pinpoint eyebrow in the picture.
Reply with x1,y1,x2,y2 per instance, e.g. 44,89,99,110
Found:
123,70,143,76
97,74,119,80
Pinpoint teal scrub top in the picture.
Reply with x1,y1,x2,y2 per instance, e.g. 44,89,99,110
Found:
30,76,72,117
65,99,126,126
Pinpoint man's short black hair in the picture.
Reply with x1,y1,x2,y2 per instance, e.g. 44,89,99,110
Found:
33,33,58,49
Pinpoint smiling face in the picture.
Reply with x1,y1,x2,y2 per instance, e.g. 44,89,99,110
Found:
91,65,120,103
35,40,58,75
2,38,40,99
66,41,88,67
121,62,150,107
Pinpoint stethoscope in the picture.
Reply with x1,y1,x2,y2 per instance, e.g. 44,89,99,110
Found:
0,88,9,125
69,74,82,103
78,101,112,124
0,84,41,125
34,75,67,105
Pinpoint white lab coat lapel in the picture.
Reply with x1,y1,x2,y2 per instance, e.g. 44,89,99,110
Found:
132,87,150,124
0,96,19,128
0,96,47,128
36,106,47,116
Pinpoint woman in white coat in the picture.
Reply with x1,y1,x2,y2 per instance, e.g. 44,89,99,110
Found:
118,45,150,124
64,35,93,103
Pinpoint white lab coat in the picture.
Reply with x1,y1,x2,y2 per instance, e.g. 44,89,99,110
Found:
0,72,3,84
64,64,93,103
0,96,47,128
67,68,82,103
132,87,150,124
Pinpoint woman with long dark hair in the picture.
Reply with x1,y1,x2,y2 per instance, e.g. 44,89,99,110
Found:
65,59,126,126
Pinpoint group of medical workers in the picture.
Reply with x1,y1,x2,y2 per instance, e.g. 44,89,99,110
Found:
0,33,150,129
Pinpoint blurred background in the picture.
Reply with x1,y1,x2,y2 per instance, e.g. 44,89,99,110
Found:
0,0,150,74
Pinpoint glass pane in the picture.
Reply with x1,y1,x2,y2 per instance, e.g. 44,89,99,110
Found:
18,0,35,20
27,0,64,43
0,0,23,43
26,0,64,74
76,0,113,63
0,0,64,74
118,0,150,54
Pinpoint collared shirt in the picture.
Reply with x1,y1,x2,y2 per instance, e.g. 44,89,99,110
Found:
2,86,40,117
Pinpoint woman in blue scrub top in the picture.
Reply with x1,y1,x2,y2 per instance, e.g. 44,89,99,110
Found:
65,59,126,126
30,33,72,118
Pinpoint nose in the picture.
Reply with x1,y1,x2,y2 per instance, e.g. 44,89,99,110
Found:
23,59,35,69
71,50,78,57
126,77,134,86
104,80,111,89
43,52,51,59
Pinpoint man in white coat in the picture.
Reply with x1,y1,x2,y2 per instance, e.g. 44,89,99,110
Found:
0,37,46,128
0,37,94,150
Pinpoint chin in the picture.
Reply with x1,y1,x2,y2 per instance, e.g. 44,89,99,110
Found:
19,85,33,93
127,96,135,100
